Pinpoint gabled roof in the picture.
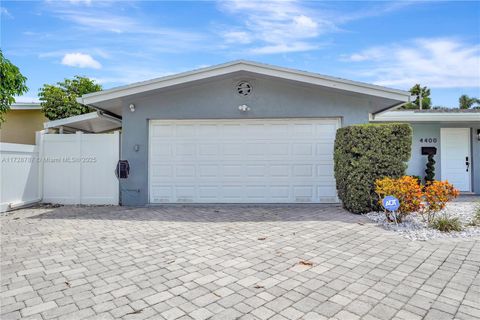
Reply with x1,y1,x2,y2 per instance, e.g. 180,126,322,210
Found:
371,110,480,122
77,60,411,106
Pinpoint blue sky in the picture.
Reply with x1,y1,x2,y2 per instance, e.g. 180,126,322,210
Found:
2,0,479,107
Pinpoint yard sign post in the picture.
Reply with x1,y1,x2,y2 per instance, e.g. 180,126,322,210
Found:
382,196,400,227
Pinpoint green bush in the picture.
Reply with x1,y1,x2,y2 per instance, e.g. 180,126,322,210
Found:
431,214,462,232
334,123,412,213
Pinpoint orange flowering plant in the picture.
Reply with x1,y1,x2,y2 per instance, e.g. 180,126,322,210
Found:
375,176,459,224
422,180,459,223
375,176,423,222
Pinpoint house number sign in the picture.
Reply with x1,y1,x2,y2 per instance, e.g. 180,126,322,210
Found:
419,138,437,143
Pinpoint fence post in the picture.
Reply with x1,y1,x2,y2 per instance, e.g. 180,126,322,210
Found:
76,131,83,205
35,130,45,203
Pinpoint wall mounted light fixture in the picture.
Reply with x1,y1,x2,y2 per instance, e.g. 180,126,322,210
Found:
238,104,250,112
129,104,135,112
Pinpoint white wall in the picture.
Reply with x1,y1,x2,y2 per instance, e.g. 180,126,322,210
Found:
42,131,120,205
0,143,41,212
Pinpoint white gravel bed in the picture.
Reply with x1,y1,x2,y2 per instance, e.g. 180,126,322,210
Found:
365,201,480,241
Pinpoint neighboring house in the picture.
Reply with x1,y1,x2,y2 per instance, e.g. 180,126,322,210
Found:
371,109,480,194
0,102,46,145
77,60,412,205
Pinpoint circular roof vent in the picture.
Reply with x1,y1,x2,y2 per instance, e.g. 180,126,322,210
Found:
236,81,252,96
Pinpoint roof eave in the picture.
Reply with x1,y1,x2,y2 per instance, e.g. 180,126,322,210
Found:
371,111,480,122
78,61,410,106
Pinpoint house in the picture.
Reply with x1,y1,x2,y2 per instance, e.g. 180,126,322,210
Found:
76,60,415,205
0,103,46,145
371,109,480,194
78,61,410,205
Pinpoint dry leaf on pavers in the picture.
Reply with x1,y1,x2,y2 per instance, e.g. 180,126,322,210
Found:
254,285,264,289
126,309,143,315
65,281,71,287
166,260,175,264
212,292,221,297
357,222,365,225
298,260,313,266
257,237,267,240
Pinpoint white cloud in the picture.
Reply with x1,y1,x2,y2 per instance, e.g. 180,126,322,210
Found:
56,11,136,33
223,31,252,44
68,0,92,4
0,7,12,18
250,42,319,55
217,0,410,55
61,52,102,69
219,0,330,54
344,38,480,88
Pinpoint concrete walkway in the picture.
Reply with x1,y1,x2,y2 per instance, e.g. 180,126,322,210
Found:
1,205,479,320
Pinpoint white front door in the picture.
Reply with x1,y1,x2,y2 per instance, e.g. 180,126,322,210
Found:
148,119,340,203
440,128,471,192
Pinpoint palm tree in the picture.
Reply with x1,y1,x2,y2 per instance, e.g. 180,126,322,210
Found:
459,94,480,109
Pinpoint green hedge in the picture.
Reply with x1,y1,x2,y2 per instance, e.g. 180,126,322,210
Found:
334,123,412,213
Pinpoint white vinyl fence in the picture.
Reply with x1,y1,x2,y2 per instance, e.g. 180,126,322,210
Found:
0,143,41,212
0,131,120,212
42,131,120,205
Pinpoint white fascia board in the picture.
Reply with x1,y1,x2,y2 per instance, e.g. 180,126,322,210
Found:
43,112,100,129
371,111,480,122
11,103,41,110
78,61,411,105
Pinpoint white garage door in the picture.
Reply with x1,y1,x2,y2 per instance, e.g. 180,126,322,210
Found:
149,119,340,203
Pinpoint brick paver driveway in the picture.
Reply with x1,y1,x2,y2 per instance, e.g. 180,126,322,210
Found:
1,205,479,320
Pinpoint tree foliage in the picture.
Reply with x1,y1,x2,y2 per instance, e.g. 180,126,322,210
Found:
39,76,102,120
458,94,480,109
402,84,432,109
0,50,28,124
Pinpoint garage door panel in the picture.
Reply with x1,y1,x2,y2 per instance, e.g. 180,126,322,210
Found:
151,165,173,178
293,144,313,156
175,144,196,157
246,165,267,177
270,186,290,200
270,165,290,177
293,186,314,202
149,119,339,203
199,165,219,177
293,165,313,177
175,165,195,177
150,143,172,157
198,186,219,200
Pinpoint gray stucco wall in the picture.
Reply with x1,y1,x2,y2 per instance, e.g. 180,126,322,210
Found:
407,123,479,193
119,75,394,205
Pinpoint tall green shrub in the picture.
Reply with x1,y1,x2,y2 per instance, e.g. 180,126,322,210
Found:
425,153,436,183
334,123,412,213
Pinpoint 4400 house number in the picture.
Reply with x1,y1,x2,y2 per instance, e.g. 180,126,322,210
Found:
419,137,437,143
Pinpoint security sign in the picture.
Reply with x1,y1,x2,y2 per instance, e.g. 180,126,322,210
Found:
382,196,400,212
